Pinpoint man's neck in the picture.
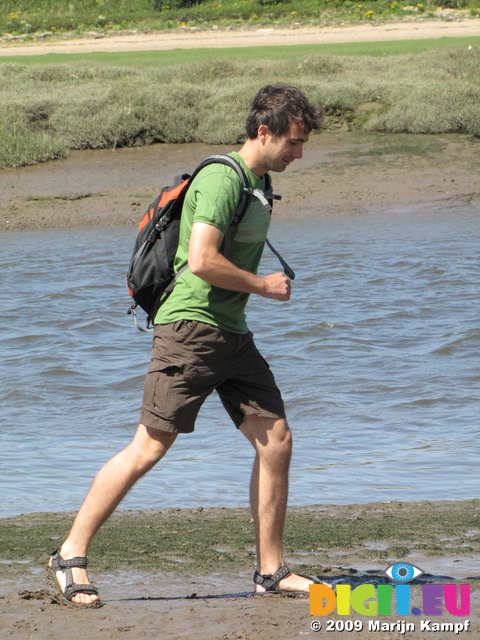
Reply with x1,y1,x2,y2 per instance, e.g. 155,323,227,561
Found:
237,139,267,178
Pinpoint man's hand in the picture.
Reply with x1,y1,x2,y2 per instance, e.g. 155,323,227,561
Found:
260,273,291,301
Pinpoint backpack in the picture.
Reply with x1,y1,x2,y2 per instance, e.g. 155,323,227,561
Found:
126,154,294,332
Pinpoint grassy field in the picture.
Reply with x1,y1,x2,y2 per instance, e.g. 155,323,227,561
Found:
1,36,479,169
1,0,479,38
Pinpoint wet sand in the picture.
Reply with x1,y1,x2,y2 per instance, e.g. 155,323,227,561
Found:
1,131,479,233
2,133,478,638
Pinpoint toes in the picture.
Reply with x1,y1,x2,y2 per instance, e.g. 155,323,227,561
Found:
72,593,99,605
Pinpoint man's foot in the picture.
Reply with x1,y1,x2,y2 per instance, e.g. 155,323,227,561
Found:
253,564,315,594
253,564,330,594
254,573,313,594
48,547,101,607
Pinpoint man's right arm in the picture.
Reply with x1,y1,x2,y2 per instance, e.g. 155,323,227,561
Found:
188,222,291,301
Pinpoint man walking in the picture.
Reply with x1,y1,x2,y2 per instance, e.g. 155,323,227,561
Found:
49,84,324,606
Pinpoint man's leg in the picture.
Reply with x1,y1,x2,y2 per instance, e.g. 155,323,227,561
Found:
51,424,177,605
239,414,313,593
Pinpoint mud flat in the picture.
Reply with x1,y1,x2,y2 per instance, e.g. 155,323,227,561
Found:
0,500,478,639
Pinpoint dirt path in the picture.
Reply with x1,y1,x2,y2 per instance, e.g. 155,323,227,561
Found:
1,17,479,56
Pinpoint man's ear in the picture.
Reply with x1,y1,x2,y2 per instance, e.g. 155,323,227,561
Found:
257,124,270,143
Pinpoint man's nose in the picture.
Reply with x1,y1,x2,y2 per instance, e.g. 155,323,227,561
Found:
293,144,303,159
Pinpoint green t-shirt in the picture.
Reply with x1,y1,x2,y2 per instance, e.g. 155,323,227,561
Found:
154,152,271,333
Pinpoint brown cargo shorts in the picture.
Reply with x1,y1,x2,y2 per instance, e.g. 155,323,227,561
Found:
140,320,286,433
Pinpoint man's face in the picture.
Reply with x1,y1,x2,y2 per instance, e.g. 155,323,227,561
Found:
262,121,309,173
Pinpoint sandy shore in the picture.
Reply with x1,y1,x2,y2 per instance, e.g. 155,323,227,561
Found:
1,501,478,639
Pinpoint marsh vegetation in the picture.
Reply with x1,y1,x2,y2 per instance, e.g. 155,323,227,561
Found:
1,42,479,169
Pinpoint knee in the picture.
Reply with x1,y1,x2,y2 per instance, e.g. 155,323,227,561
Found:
240,415,292,461
131,424,177,468
276,423,293,457
266,419,292,464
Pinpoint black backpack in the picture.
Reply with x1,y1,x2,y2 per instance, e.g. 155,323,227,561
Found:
126,154,294,332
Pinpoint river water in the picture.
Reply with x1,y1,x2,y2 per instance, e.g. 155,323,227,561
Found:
1,205,479,518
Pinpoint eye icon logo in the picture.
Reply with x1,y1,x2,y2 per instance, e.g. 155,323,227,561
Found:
385,562,424,583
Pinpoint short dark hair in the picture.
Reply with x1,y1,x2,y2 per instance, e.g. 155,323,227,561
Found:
245,84,324,139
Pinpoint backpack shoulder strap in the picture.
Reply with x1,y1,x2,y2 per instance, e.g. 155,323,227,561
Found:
189,153,281,223
189,154,251,225
264,172,273,208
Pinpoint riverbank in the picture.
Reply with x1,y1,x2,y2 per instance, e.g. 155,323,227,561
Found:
0,500,478,639
1,131,479,233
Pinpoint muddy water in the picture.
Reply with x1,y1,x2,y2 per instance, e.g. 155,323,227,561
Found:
1,205,479,517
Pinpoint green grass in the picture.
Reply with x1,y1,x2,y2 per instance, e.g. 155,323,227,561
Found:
4,34,480,65
1,0,479,38
0,39,479,169
1,501,478,574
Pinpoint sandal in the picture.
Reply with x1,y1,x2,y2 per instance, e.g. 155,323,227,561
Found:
48,547,102,607
253,564,328,595
254,564,292,592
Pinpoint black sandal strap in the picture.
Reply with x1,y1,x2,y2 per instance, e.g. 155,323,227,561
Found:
50,548,88,570
253,564,291,591
63,582,99,602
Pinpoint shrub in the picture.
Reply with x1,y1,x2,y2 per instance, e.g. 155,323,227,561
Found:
433,0,469,7
0,111,66,168
1,45,479,169
153,0,204,9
